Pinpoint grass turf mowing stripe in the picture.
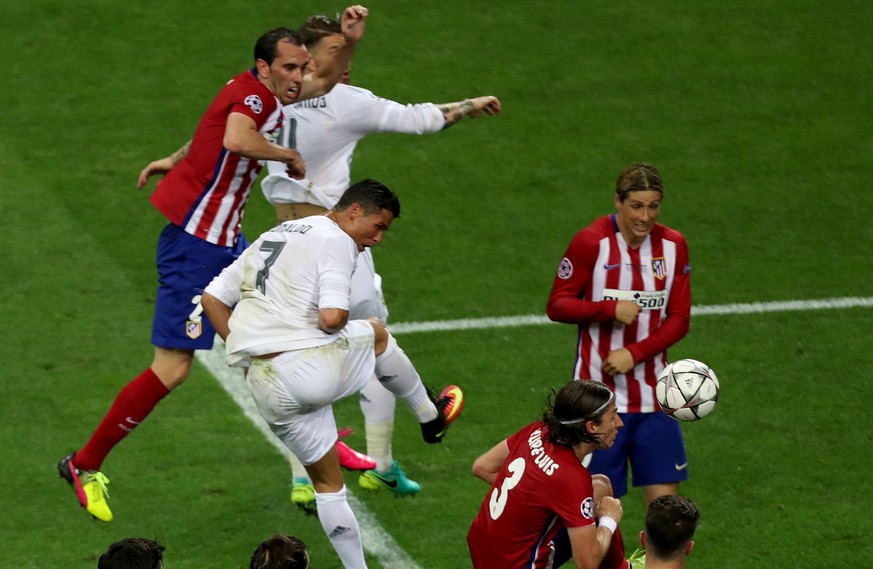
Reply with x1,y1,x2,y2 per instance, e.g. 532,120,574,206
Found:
387,296,873,335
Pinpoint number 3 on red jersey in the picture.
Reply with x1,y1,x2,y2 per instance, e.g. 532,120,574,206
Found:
489,457,526,519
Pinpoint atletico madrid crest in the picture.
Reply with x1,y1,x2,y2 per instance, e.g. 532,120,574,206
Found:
186,320,202,339
651,257,666,280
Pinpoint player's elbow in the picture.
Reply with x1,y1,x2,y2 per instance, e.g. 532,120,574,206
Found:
223,132,248,155
471,458,488,482
546,302,559,322
318,308,349,334
471,457,497,484
546,300,568,323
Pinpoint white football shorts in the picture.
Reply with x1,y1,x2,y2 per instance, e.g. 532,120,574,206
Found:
245,320,376,465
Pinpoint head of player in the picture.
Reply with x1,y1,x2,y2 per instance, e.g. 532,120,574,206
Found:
614,163,664,248
328,179,400,252
298,15,351,85
641,495,700,567
98,538,165,569
249,534,310,569
542,380,624,457
253,27,310,105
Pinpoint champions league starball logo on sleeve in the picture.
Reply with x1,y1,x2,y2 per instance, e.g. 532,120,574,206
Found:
244,94,264,114
580,497,594,519
557,257,573,279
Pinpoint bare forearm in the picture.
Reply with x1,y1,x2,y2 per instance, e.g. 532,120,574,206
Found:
436,95,501,128
201,293,232,341
437,99,476,128
137,139,192,189
224,113,305,177
229,135,298,163
300,5,368,100
594,527,615,563
169,140,191,166
472,440,509,484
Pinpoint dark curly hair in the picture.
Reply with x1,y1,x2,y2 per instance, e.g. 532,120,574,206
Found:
542,381,615,446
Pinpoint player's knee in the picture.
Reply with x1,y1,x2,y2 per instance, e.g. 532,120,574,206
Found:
157,365,191,389
151,348,193,389
592,474,615,500
367,317,389,355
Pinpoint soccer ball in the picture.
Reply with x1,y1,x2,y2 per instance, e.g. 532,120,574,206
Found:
656,359,720,421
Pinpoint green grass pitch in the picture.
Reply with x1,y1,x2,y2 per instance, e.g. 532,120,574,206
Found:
2,0,872,567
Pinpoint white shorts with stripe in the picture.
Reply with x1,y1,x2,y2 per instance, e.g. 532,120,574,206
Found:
245,320,376,465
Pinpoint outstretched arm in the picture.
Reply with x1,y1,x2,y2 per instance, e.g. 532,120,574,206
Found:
436,96,501,129
137,140,191,189
299,5,369,100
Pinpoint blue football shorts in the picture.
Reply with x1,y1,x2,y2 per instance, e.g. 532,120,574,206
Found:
151,223,248,350
587,411,688,498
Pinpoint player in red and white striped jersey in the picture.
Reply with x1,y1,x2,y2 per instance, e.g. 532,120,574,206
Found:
467,381,628,569
546,163,692,510
57,7,369,523
148,66,287,247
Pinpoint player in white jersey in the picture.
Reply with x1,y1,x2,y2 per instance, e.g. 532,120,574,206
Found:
201,180,464,569
259,14,500,501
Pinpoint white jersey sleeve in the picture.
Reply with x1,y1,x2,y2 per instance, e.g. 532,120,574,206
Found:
317,231,356,310
261,84,445,208
334,85,445,136
204,254,245,308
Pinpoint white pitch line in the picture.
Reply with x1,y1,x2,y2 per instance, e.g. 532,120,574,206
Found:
199,294,873,567
387,296,873,335
196,341,423,569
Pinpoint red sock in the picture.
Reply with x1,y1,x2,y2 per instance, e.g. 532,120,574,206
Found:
599,527,627,569
74,368,170,471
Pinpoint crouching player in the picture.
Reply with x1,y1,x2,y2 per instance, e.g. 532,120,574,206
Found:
467,380,629,569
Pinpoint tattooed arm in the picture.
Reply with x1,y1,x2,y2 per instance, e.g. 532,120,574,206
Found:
436,95,501,129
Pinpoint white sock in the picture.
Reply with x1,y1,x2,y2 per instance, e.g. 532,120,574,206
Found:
360,374,397,423
374,334,437,423
289,452,311,484
315,486,367,569
359,375,397,471
364,421,394,472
